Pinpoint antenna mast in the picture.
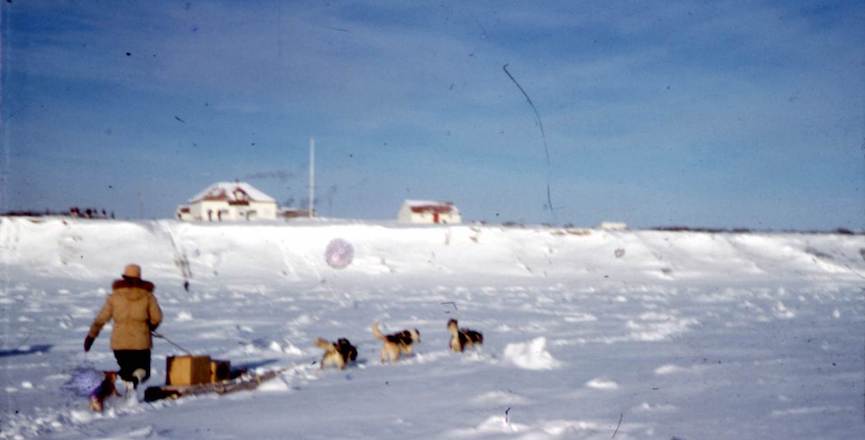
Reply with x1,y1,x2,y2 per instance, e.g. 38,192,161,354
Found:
308,137,315,218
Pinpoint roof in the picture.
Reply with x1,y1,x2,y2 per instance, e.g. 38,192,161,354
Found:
402,199,457,214
189,182,277,204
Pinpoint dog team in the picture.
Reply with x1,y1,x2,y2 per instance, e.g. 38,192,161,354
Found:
315,318,484,369
84,263,483,411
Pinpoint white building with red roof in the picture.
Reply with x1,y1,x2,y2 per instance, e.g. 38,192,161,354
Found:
397,200,461,224
176,181,278,222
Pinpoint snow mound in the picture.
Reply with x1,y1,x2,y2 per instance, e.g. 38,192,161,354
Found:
448,416,613,439
258,378,291,392
471,390,531,406
773,301,796,319
633,402,678,413
585,377,619,390
562,312,598,323
280,341,304,356
503,337,561,370
626,313,698,341
654,364,706,375
771,406,847,417
449,415,527,436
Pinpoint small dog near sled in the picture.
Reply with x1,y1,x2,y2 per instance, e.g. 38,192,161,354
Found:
89,368,146,412
89,371,120,412
371,321,420,363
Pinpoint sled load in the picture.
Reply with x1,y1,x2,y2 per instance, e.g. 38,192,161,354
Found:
143,354,278,402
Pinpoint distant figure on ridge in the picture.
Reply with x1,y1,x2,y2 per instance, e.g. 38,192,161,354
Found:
84,264,163,391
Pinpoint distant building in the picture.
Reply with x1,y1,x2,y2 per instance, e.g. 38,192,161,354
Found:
177,181,278,222
278,207,312,220
397,200,461,224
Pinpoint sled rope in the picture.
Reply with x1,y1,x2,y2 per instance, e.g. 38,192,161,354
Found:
151,331,193,355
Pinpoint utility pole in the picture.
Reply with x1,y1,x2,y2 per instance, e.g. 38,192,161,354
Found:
308,137,315,218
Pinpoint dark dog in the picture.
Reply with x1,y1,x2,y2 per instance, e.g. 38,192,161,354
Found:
315,337,358,369
447,319,483,352
371,321,420,363
89,371,120,412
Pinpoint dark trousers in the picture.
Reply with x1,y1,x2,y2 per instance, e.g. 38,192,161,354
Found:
113,349,151,385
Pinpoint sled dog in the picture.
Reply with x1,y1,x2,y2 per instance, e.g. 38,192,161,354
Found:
314,337,358,369
447,319,484,352
371,321,420,363
89,371,120,412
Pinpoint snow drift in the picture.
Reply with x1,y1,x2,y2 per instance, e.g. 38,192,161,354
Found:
1,217,864,440
2,217,863,285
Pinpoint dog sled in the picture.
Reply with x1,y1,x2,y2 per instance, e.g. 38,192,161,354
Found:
88,354,284,408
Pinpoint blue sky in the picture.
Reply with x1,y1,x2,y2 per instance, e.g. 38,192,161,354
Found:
2,0,863,229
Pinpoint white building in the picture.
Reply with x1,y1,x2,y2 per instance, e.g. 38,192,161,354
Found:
177,182,278,222
397,200,461,224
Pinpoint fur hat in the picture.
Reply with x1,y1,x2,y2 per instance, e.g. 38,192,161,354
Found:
122,264,142,279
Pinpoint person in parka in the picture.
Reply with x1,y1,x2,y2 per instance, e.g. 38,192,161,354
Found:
84,264,163,388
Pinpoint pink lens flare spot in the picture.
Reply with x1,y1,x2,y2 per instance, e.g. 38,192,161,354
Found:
325,238,354,269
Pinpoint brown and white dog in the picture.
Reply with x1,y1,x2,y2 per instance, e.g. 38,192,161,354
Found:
447,319,484,352
89,371,120,412
314,337,358,369
371,321,420,363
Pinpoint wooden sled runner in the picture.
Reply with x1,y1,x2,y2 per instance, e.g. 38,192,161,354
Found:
144,368,282,402
142,354,283,402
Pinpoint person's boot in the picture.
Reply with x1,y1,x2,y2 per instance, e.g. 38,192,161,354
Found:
132,369,146,389
121,368,146,403
123,380,136,403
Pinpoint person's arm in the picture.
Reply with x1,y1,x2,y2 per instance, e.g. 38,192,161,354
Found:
85,297,113,351
148,292,163,331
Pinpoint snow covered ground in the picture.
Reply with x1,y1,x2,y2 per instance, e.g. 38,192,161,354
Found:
1,217,864,439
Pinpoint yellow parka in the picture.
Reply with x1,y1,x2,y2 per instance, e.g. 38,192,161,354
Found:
88,278,162,350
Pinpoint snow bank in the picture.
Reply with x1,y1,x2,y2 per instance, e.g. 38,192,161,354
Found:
2,217,863,286
585,377,619,390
